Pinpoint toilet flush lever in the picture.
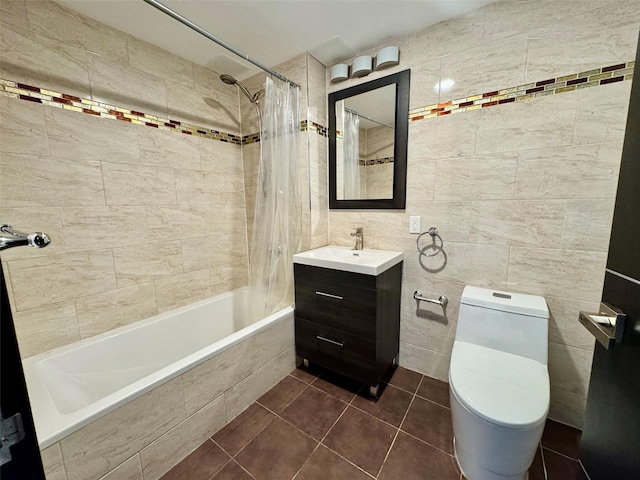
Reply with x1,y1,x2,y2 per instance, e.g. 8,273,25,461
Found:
414,291,448,308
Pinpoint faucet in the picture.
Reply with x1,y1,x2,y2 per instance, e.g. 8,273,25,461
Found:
0,224,51,251
350,227,364,250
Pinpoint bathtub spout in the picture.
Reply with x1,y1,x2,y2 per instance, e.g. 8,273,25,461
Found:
0,225,51,251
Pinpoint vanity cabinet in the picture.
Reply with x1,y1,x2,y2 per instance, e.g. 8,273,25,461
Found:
293,262,402,393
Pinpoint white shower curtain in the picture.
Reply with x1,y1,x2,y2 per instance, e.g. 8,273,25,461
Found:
343,109,360,199
249,77,301,321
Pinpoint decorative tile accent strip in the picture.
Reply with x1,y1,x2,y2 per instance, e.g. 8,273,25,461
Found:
0,78,329,146
408,60,634,122
359,156,394,166
301,119,329,137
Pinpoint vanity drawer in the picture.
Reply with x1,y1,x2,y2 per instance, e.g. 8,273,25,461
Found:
294,277,376,338
295,317,377,385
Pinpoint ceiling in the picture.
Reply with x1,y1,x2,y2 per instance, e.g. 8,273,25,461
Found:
58,0,496,80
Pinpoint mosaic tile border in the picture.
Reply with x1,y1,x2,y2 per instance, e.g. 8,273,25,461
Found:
1,60,634,147
0,79,246,144
302,120,329,137
359,157,394,166
0,79,327,146
408,61,635,121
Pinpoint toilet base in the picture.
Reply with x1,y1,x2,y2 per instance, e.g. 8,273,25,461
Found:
453,437,529,480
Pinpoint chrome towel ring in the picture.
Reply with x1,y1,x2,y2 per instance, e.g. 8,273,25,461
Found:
416,227,444,257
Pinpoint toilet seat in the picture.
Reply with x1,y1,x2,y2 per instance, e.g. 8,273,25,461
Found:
450,341,549,429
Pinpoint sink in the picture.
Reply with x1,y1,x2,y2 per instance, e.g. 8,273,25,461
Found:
293,246,403,276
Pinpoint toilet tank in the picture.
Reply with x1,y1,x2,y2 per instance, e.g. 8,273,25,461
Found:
455,286,549,365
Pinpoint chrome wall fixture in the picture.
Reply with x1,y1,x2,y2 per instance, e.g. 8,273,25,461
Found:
416,227,444,258
0,225,50,251
414,291,448,308
330,46,400,83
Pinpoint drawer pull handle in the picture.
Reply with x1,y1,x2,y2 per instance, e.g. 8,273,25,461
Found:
316,335,344,347
315,291,343,300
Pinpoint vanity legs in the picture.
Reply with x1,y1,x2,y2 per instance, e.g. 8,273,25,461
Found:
369,384,379,397
303,358,310,368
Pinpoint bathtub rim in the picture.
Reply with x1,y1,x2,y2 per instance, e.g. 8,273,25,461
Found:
22,287,293,449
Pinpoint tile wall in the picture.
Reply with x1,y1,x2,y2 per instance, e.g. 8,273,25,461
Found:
361,126,394,199
0,3,326,477
327,0,640,428
0,0,251,357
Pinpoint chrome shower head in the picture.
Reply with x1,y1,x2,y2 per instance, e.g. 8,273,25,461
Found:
219,73,260,104
220,74,237,85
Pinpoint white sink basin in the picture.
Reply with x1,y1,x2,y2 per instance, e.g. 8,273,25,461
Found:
293,246,403,276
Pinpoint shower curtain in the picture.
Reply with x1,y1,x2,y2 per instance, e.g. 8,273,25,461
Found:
249,77,301,321
343,109,361,199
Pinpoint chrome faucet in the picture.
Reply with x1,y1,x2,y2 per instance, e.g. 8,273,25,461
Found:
0,224,51,251
351,227,364,250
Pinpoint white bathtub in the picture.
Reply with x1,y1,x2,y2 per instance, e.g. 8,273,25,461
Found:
23,287,294,450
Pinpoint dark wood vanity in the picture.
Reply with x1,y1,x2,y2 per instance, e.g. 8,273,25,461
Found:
293,262,402,396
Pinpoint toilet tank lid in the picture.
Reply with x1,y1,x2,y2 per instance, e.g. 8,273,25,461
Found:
461,286,548,318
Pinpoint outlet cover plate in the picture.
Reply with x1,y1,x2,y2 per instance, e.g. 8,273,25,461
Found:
409,216,421,234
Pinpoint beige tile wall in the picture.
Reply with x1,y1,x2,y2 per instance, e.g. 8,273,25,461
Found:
327,0,640,428
361,126,395,199
0,0,249,358
0,2,317,479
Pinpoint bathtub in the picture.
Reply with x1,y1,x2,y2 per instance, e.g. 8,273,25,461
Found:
23,287,295,452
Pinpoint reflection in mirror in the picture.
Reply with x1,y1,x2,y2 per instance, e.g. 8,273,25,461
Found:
329,70,410,209
336,83,396,200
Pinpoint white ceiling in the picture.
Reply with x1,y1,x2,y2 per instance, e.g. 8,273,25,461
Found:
58,0,496,79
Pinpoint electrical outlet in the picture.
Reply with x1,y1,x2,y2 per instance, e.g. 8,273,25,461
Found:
409,216,421,234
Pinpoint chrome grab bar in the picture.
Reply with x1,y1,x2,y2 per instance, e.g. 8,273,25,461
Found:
414,290,448,308
316,335,344,347
315,291,344,300
0,224,51,251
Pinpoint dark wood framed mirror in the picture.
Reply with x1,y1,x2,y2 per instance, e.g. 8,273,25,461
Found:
329,69,410,209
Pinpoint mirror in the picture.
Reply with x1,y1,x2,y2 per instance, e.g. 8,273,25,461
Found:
329,69,410,209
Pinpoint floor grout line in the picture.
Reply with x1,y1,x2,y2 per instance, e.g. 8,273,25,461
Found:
317,444,378,479
255,373,312,416
374,389,418,478
260,377,376,479
285,368,390,478
540,445,581,462
539,444,549,480
399,428,458,459
190,367,579,480
211,405,277,462
229,457,258,480
290,443,322,480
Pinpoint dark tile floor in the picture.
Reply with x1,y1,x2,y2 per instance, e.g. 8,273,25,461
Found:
161,365,587,480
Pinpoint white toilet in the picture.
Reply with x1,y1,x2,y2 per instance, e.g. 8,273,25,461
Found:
449,286,550,480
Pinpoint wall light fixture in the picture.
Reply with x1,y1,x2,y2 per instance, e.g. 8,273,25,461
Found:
329,46,400,83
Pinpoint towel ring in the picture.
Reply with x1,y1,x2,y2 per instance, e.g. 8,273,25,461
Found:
416,227,444,258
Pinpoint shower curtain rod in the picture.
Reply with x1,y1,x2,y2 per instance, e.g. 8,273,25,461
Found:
344,107,394,129
142,0,301,89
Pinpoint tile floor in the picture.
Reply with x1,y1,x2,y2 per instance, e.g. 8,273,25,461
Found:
161,365,587,480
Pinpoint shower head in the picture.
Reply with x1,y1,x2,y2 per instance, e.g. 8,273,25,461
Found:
220,74,237,85
219,73,261,104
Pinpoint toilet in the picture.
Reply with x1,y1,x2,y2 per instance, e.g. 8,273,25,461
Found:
449,286,550,480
